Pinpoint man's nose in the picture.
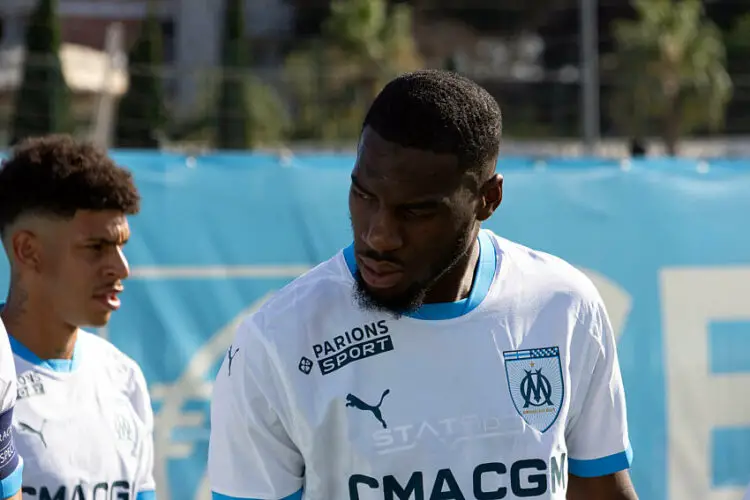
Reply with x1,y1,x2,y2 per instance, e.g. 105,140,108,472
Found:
363,209,403,254
105,246,130,280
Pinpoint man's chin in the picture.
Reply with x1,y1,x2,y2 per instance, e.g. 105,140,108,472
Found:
353,274,426,318
82,312,112,329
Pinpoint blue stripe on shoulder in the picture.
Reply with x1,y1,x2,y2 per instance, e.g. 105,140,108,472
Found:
568,446,633,478
212,488,303,500
136,490,156,500
0,459,23,498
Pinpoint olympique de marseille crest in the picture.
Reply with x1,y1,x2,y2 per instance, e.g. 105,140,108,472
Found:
503,346,564,433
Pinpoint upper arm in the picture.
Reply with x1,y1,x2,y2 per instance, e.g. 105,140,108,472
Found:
208,317,304,500
567,471,638,500
565,295,634,489
0,326,23,500
3,491,22,500
129,363,156,498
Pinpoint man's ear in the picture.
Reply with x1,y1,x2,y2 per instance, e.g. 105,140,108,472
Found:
477,173,503,222
9,228,44,274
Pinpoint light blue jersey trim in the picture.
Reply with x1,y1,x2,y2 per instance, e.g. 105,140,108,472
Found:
342,230,497,320
0,458,23,498
568,446,634,478
211,488,303,500
6,331,81,372
7,334,80,372
0,301,81,372
136,490,157,500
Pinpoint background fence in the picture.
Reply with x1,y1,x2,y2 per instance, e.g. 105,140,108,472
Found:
2,0,750,153
1,152,750,500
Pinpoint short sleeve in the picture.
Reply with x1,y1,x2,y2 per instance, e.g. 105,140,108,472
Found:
0,323,23,499
565,297,633,478
208,317,304,500
129,364,157,499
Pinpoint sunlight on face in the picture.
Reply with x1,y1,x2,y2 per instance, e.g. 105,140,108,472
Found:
41,210,131,328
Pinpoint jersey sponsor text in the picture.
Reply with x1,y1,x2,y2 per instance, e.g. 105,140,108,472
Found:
17,371,46,400
349,454,567,499
21,480,131,499
313,320,393,375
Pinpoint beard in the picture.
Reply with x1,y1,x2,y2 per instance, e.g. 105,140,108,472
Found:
353,225,475,318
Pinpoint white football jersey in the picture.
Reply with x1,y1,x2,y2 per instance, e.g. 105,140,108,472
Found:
209,229,632,500
0,318,22,499
9,330,156,500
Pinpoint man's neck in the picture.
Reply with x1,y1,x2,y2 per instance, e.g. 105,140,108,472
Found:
423,237,481,305
1,291,78,361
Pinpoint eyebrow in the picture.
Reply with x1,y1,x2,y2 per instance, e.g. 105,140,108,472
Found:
350,174,371,195
84,236,129,245
351,174,445,209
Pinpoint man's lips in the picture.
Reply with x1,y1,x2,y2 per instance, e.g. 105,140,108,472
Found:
358,256,404,289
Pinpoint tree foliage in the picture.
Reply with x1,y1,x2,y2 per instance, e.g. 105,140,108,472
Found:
283,0,423,141
115,3,166,148
215,0,252,149
610,0,732,155
10,0,71,145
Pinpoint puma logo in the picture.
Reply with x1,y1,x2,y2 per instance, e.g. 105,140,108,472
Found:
346,389,390,428
18,420,47,448
227,345,239,376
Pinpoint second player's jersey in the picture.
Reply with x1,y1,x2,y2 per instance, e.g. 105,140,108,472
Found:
0,318,22,499
209,229,632,500
9,330,156,500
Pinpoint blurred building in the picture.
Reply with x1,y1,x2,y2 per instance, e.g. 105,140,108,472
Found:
0,0,294,116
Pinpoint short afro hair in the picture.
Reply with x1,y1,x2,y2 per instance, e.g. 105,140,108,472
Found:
0,134,140,234
363,69,502,172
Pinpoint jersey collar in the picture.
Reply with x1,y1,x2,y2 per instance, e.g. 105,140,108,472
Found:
342,229,497,320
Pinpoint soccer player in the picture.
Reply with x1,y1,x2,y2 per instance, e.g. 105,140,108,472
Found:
209,70,638,500
1,319,22,500
0,135,157,500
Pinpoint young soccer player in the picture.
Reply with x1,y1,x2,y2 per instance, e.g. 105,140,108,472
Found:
0,135,156,500
209,70,638,500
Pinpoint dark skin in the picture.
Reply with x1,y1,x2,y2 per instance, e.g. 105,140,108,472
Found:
568,473,639,500
349,126,501,309
349,126,639,500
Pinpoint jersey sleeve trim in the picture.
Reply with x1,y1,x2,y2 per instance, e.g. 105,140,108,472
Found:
568,445,633,478
0,457,23,498
211,488,303,500
136,490,156,500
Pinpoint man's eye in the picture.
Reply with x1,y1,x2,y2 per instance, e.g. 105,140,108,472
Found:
405,208,435,218
354,189,373,200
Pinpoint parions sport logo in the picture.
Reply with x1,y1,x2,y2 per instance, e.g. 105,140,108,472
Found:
299,320,393,375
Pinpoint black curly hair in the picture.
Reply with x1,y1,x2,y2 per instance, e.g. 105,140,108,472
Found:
362,69,502,173
0,134,141,235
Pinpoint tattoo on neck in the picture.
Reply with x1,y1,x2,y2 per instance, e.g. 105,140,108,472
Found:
3,278,29,323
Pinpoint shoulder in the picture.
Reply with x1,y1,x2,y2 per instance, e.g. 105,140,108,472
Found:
77,331,148,396
489,231,606,319
237,251,355,348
